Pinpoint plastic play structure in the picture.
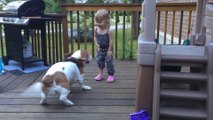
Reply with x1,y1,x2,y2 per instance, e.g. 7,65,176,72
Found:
136,0,213,120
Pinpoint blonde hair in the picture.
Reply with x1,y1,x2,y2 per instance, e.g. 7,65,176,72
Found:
94,9,110,28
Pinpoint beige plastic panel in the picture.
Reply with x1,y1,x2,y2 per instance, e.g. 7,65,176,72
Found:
205,4,213,17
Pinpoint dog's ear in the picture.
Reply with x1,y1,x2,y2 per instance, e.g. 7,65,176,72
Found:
79,50,91,63
64,52,74,59
77,61,84,74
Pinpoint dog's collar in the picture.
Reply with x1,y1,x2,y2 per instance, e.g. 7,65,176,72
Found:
65,57,83,68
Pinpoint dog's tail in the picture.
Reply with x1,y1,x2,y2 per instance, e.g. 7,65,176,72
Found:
20,74,54,97
20,82,43,97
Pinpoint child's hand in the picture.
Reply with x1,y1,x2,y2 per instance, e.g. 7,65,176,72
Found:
96,43,100,51
107,51,112,56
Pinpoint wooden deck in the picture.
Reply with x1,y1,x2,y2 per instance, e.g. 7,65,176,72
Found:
0,60,137,120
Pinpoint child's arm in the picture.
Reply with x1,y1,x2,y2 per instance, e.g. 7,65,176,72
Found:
107,30,113,56
94,27,100,49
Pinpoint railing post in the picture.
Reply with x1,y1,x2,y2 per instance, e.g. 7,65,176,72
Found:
60,2,69,54
136,0,157,115
206,43,213,120
204,3,213,119
191,0,208,45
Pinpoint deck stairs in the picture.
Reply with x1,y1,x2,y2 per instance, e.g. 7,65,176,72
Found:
152,45,213,120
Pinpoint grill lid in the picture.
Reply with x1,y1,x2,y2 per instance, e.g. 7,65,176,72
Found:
2,0,45,17
2,1,27,13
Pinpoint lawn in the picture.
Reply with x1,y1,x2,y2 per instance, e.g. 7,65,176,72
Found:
68,28,138,60
67,12,139,60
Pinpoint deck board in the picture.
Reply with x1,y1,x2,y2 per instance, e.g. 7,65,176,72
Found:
0,60,137,120
0,113,130,120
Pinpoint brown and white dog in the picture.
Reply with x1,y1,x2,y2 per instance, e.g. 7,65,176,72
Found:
39,50,92,106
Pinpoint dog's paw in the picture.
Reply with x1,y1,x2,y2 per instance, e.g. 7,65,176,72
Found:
40,99,47,105
65,100,74,107
82,85,92,91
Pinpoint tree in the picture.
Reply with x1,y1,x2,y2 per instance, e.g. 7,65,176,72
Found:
44,0,60,13
131,0,143,3
44,0,75,13
4,0,12,3
86,0,104,4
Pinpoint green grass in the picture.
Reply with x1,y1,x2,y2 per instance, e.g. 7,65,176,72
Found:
0,28,138,60
0,18,138,61
66,13,138,59
66,13,138,60
69,28,138,60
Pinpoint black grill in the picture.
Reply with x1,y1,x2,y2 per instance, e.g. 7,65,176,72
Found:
17,0,45,17
0,0,46,25
3,0,45,17
0,0,48,70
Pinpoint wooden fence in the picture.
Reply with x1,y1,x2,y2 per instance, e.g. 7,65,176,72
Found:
156,2,196,45
60,3,200,59
60,3,141,59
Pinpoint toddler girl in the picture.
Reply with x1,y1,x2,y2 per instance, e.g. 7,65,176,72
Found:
94,9,115,83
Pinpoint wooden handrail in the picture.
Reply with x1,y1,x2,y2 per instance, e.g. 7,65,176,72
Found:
60,3,141,11
60,2,197,12
157,2,196,11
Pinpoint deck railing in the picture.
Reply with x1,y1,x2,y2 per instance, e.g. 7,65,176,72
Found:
60,3,141,59
156,2,196,45
60,2,200,59
0,2,201,65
